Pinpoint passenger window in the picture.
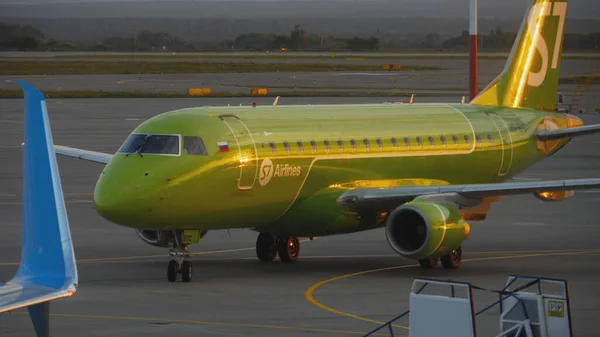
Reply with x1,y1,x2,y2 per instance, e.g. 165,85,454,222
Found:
416,137,422,148
337,139,344,151
403,137,410,148
391,137,398,149
297,141,304,153
324,140,331,152
452,136,459,146
428,136,434,147
476,135,482,146
487,134,493,144
363,138,370,150
376,138,383,150
283,141,290,153
184,136,208,156
464,135,471,146
310,140,317,152
440,136,447,147
350,139,357,151
260,142,265,148
269,142,276,153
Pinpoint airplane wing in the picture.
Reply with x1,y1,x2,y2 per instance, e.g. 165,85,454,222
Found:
55,145,113,164
337,178,600,213
1,81,78,336
537,124,600,141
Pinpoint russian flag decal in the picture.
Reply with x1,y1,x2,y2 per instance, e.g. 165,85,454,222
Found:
218,141,229,152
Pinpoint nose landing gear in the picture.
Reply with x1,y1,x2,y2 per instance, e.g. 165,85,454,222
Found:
167,231,193,282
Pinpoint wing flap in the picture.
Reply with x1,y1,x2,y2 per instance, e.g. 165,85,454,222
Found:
55,145,112,164
337,178,600,213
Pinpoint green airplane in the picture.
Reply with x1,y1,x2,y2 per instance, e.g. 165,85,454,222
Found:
50,0,600,282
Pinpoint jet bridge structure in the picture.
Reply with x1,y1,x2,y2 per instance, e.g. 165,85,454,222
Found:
363,275,573,337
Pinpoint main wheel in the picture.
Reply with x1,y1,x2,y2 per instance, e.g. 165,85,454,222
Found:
418,257,439,268
441,247,462,269
181,261,193,282
277,236,300,263
167,260,178,282
256,233,278,262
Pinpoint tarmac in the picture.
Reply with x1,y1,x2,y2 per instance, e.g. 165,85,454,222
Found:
1,56,598,100
0,97,600,337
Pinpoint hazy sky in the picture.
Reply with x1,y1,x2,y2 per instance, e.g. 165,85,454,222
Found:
1,0,598,20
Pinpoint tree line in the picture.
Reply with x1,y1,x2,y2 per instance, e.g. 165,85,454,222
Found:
1,22,598,52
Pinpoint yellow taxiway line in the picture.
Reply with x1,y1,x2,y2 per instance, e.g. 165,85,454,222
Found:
305,249,600,330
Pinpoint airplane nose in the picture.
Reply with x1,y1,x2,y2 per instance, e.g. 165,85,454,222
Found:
93,170,157,227
94,178,138,224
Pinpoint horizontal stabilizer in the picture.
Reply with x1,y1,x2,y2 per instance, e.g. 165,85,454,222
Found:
537,124,600,141
0,81,78,337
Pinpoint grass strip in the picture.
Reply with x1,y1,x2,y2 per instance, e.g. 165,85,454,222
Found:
233,85,466,91
2,54,599,61
0,61,442,75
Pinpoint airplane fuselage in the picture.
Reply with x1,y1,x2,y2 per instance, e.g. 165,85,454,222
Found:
93,103,575,237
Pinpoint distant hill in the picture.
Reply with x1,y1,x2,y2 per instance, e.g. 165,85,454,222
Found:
1,0,597,44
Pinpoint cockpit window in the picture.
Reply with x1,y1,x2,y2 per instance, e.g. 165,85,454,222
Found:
184,136,208,156
118,134,180,155
118,134,146,153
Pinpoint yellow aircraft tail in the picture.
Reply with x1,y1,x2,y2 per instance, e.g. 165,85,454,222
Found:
471,0,568,112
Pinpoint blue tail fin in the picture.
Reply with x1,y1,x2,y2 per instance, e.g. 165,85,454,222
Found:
0,81,78,337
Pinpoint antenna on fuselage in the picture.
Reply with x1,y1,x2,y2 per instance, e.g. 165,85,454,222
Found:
461,96,466,104
273,96,280,108
410,94,415,104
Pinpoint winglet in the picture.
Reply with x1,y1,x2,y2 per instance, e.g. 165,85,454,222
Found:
0,81,78,337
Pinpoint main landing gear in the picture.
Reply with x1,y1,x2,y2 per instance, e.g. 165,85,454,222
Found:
256,233,300,263
418,246,462,269
167,231,193,282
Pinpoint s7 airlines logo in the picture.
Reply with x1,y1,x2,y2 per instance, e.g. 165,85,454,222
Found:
526,1,567,87
259,158,274,186
258,158,301,186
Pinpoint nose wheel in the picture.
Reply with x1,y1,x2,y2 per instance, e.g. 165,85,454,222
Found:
167,231,193,282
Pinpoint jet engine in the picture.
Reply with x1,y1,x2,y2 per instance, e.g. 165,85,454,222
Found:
135,229,207,248
385,201,470,260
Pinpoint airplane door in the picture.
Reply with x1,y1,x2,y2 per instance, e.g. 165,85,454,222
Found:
485,111,513,176
219,114,258,190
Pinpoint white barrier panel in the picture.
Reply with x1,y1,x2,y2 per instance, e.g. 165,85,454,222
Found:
544,297,570,337
409,279,475,337
500,276,573,337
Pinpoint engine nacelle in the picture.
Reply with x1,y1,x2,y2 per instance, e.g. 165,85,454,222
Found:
385,201,470,260
135,229,207,248
135,229,172,247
